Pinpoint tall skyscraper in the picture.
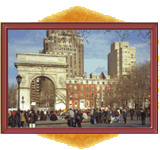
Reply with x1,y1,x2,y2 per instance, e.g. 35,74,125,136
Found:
40,30,84,78
108,42,136,78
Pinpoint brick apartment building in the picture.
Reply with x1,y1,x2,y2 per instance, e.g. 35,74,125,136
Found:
66,72,113,110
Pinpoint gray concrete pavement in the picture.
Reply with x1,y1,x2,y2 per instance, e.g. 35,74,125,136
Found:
35,116,150,128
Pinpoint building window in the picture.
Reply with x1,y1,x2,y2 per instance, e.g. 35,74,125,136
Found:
92,101,94,106
86,86,89,90
75,101,77,107
75,93,78,99
92,93,94,98
81,85,83,90
81,93,83,98
69,101,72,106
69,85,72,91
86,101,89,106
74,85,77,90
86,93,89,98
69,92,72,98
91,86,94,91
96,85,100,91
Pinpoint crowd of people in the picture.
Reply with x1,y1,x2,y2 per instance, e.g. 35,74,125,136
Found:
8,107,150,128
66,108,150,127
8,109,60,128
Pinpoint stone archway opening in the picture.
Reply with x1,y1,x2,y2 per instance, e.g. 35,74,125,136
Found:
30,76,55,110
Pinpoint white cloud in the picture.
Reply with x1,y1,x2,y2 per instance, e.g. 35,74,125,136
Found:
130,43,149,48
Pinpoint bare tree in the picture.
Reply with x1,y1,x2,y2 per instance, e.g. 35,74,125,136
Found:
8,83,17,108
107,61,150,109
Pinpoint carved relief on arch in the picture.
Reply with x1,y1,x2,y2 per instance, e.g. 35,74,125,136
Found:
18,56,26,61
58,57,64,62
58,74,66,87
37,67,48,72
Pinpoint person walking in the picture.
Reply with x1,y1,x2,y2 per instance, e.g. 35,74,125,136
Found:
130,109,134,120
50,111,58,121
141,109,146,125
24,111,29,127
147,109,150,122
10,111,17,127
29,109,37,128
110,109,114,123
115,109,119,122
136,109,141,120
117,108,121,123
98,109,102,123
93,109,98,124
15,110,20,128
68,108,74,127
76,110,83,127
8,111,13,127
40,111,46,121
122,108,128,125
82,110,88,119
90,109,94,124
21,111,26,127
73,110,77,127
105,108,111,124
101,109,105,123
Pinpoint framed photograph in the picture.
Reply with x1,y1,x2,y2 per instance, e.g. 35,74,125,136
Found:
1,22,158,134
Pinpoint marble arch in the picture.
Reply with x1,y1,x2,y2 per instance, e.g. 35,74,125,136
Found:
14,53,68,111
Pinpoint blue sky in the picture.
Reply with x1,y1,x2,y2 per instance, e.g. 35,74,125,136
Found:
8,30,150,85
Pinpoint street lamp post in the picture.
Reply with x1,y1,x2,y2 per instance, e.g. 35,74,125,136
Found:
16,75,22,111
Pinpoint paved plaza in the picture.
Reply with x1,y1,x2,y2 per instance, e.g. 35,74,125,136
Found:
35,116,150,128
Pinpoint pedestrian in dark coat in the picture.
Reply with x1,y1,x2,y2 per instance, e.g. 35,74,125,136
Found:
24,111,30,127
8,111,13,127
29,110,36,123
40,111,46,121
15,110,20,127
50,111,58,121
141,109,146,125
136,109,141,120
147,110,150,122
101,110,105,123
105,108,111,124
97,109,102,123
130,109,134,120
73,110,77,127
93,109,98,124
122,108,128,125
76,110,83,127
95,110,100,123
8,113,15,127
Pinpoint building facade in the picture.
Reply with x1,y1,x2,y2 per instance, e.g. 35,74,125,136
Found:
40,30,84,78
66,73,113,110
108,42,136,78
